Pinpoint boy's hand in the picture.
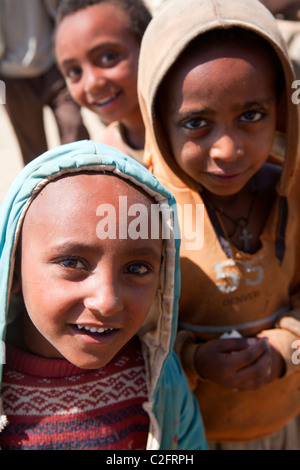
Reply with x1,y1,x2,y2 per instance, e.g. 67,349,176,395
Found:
194,337,276,391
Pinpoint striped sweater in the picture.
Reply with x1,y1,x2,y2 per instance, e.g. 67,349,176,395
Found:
0,336,149,450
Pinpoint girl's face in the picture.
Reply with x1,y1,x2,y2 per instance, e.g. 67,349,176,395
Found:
55,3,141,125
15,174,162,369
159,41,278,196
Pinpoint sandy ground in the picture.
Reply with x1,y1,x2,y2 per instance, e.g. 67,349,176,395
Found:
0,103,105,205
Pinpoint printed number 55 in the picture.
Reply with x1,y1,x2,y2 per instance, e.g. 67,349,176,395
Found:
214,256,264,293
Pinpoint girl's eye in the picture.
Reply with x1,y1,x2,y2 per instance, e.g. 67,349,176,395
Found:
240,110,264,122
126,263,150,275
183,118,207,130
58,258,86,270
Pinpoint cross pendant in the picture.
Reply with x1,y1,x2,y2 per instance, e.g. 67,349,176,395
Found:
238,227,253,252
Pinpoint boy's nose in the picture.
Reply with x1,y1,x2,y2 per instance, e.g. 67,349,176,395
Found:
83,66,106,95
209,132,244,162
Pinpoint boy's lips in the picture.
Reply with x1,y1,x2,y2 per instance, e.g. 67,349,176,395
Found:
91,91,121,108
207,170,246,183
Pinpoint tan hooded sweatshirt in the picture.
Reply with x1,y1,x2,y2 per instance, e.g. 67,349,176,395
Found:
138,0,300,442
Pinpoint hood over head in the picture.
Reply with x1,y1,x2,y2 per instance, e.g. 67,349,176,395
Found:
0,140,180,429
138,0,299,198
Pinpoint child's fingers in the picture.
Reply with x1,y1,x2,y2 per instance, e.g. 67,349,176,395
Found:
232,345,272,391
194,337,267,385
232,338,269,370
214,337,269,381
217,336,266,355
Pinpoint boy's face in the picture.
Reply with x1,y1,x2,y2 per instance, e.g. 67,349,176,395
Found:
159,41,278,196
15,173,162,369
55,3,140,124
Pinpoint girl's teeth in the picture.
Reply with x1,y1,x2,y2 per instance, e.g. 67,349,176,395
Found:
77,325,112,334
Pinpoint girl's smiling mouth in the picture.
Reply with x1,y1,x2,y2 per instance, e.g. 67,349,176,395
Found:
71,324,119,342
75,324,114,334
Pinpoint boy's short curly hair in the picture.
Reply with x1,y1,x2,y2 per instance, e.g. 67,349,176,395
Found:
56,0,152,42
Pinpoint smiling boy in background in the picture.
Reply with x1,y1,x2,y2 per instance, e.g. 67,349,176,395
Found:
55,0,152,164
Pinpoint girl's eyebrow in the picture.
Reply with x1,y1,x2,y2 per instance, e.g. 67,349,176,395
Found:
46,242,162,262
46,242,98,256
123,246,162,262
174,108,215,118
231,98,273,112
174,98,273,118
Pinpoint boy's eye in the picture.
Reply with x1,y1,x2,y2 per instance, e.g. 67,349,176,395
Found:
125,263,151,275
240,110,264,122
98,51,120,67
183,118,207,130
58,258,86,270
65,66,82,82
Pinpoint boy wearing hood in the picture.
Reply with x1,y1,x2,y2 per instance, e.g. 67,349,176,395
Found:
0,140,207,450
138,0,300,449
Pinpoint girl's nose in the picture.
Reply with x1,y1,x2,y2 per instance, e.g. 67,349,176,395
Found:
83,274,123,317
209,131,244,162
